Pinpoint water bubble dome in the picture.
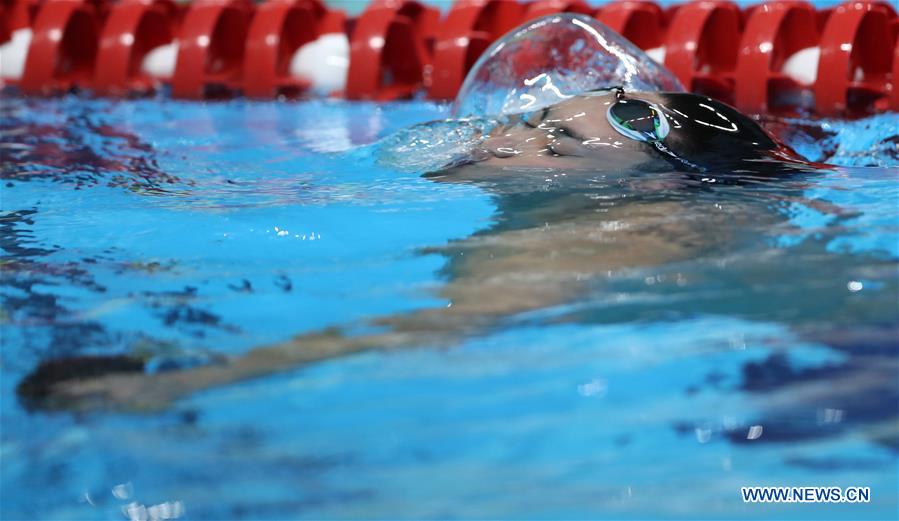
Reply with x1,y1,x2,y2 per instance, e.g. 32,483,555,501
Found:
453,14,684,118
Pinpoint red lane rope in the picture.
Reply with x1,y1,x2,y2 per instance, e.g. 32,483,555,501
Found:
595,1,667,51
429,0,524,100
2,0,897,115
734,1,818,114
242,0,335,99
94,0,181,96
345,0,439,100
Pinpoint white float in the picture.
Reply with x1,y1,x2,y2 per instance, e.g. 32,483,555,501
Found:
288,33,349,96
0,28,32,81
645,46,666,65
781,46,820,86
141,41,179,80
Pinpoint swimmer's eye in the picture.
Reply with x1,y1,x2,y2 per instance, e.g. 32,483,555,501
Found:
606,98,670,143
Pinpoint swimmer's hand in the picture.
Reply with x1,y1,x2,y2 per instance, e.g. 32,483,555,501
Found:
17,329,429,412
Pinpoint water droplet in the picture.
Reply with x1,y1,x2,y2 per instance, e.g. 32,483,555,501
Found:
112,482,134,500
747,425,763,440
578,378,607,397
695,427,712,443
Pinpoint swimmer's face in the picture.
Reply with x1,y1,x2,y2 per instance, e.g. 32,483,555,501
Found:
437,91,804,179
477,92,671,171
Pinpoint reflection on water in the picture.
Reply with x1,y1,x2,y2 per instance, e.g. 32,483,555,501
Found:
1,95,897,519
0,99,182,193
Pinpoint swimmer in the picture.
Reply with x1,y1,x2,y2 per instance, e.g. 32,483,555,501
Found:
18,89,841,412
432,87,811,179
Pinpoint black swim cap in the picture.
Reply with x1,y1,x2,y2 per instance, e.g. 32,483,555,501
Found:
654,93,810,175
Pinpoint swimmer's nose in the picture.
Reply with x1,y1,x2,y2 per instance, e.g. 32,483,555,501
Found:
546,136,583,157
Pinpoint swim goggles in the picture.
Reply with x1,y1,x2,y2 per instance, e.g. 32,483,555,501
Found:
586,87,671,143
586,86,704,171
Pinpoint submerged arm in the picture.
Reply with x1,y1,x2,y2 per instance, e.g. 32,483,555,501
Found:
23,198,748,412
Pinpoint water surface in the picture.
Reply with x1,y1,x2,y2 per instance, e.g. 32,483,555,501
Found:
1,96,897,520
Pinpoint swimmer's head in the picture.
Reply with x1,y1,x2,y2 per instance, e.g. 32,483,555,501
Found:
432,90,812,180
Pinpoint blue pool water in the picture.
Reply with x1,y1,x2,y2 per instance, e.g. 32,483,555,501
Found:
1,95,897,520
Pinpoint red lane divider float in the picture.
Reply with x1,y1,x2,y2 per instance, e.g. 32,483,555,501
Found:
893,32,899,111
94,0,181,96
523,0,593,22
0,6,7,43
595,1,667,52
243,0,336,99
1,0,42,44
665,0,741,105
19,0,106,94
346,0,439,100
734,1,818,114
2,0,898,116
815,0,896,115
170,0,252,99
429,0,524,100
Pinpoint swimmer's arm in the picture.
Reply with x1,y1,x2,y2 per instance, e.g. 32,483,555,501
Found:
29,200,741,411
396,200,735,318
39,329,442,412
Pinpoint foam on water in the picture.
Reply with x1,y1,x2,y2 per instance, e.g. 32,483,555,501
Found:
769,113,899,168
